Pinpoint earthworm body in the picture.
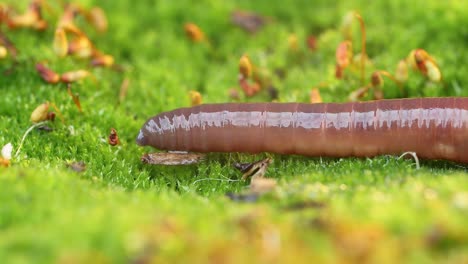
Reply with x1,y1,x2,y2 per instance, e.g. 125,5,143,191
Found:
137,97,468,163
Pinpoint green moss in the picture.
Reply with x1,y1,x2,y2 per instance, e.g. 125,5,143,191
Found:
1,0,468,263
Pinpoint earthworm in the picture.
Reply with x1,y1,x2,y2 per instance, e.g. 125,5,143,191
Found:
137,97,468,163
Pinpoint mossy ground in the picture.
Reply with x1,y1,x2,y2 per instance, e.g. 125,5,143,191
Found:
1,0,468,263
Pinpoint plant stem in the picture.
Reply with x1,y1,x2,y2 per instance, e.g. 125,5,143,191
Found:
354,12,366,86
378,70,404,94
14,121,48,159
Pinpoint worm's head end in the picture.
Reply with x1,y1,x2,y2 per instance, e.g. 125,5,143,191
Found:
136,129,148,146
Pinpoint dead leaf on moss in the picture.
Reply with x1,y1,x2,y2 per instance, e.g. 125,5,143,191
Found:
36,124,54,132
66,161,86,172
231,10,268,34
233,157,272,180
36,63,60,84
141,152,205,165
61,69,90,83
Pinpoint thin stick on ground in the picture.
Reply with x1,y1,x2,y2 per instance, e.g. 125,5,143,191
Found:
398,151,420,169
14,121,48,159
192,177,241,185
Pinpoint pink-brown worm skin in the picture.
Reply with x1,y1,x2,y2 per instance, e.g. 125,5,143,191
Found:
137,98,468,163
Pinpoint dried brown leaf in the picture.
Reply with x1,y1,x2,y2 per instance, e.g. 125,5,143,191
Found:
141,152,205,165
233,157,273,180
231,10,268,33
61,70,90,83
36,63,60,84
66,161,86,172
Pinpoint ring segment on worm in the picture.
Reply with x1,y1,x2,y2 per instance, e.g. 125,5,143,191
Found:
137,97,468,163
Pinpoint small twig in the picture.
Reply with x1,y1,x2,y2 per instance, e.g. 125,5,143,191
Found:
354,12,366,86
398,151,420,169
192,177,241,185
49,102,66,123
14,121,48,158
118,78,130,104
377,70,404,94
67,84,82,113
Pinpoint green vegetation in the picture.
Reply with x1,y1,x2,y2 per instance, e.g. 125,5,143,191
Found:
1,0,468,263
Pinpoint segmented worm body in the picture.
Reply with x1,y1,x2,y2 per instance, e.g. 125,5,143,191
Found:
137,98,468,163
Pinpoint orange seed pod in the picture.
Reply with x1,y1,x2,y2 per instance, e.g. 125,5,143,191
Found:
36,63,60,84
88,7,108,33
406,50,417,70
91,54,114,67
414,49,430,74
0,46,7,58
61,70,90,83
288,34,298,51
184,23,204,42
0,158,10,167
53,28,68,57
340,11,354,40
409,49,441,82
395,60,408,83
30,102,50,123
239,54,252,78
336,41,352,68
189,90,202,106
8,7,38,28
371,71,384,88
310,88,322,104
8,1,47,30
68,36,94,58
335,64,344,79
425,60,441,82
414,49,430,64
57,4,80,31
